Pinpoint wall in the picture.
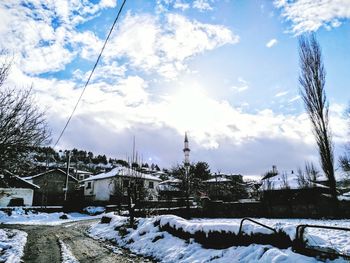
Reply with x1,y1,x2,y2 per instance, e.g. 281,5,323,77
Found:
201,199,350,218
144,179,159,201
0,188,34,207
84,176,160,203
94,179,114,201
28,171,77,205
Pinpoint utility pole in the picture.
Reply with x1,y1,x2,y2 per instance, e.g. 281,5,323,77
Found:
64,151,71,202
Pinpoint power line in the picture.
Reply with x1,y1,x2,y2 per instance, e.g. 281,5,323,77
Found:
53,0,127,148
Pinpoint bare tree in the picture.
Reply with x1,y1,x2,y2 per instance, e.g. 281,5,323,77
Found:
0,59,50,174
296,167,309,189
339,104,350,176
305,162,319,186
281,172,290,189
298,34,337,201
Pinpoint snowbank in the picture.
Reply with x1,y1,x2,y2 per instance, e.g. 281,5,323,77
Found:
0,228,27,263
159,215,276,236
0,208,103,225
89,215,349,262
83,206,106,215
58,240,79,263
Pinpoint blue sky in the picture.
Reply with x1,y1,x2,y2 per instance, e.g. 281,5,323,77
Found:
0,0,349,175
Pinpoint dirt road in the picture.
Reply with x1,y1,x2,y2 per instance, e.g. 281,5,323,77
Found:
1,220,154,263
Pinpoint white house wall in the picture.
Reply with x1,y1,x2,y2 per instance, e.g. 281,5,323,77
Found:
0,188,34,207
94,179,115,201
84,177,160,202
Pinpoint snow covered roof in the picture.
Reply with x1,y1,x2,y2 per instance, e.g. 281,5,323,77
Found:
158,179,182,185
16,176,40,189
339,191,350,201
157,179,182,191
203,177,231,183
82,166,162,182
74,169,92,175
1,170,40,189
23,169,78,182
260,172,329,191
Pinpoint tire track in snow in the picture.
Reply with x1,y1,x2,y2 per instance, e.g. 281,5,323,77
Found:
57,236,79,263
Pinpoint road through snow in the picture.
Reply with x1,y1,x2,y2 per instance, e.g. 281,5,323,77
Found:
0,220,153,263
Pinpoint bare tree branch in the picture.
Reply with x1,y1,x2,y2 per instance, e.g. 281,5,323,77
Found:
0,57,51,174
298,34,337,201
339,104,350,176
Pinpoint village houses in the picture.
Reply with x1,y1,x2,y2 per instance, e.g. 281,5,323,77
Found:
82,165,162,204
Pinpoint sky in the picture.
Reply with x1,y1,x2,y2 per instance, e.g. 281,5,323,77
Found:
0,0,349,175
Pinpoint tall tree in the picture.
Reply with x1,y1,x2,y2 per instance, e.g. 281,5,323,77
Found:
298,34,337,201
339,104,350,175
0,59,50,174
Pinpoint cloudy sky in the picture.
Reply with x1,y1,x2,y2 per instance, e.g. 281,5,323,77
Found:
1,0,349,175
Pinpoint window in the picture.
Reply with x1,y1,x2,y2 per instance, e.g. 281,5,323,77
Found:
86,182,92,189
123,179,129,188
148,181,154,189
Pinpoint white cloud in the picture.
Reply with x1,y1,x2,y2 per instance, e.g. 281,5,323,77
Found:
104,12,238,79
266,38,278,48
5,62,348,172
274,0,350,34
156,0,214,13
275,90,289,97
289,95,301,103
231,78,249,93
173,0,190,11
193,0,213,11
0,1,117,74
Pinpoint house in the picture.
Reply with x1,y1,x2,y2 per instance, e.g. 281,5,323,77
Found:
203,174,248,201
74,169,93,180
0,171,39,207
23,169,78,206
82,166,162,204
259,171,331,204
157,178,182,200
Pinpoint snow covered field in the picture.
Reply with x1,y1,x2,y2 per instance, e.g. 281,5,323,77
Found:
0,208,103,225
189,218,350,247
90,214,350,263
0,228,27,263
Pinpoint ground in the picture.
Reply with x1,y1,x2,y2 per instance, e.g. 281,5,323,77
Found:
1,210,350,262
1,220,153,263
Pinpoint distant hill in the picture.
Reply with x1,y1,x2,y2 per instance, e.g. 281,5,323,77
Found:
23,147,163,177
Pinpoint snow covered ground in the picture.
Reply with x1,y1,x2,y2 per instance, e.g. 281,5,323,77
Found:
189,218,350,254
0,228,27,263
90,214,350,263
0,207,103,225
83,206,105,215
58,239,79,263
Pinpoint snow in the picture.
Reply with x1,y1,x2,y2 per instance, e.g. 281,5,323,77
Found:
89,215,350,262
82,166,162,182
23,168,78,182
203,177,232,183
83,206,105,215
339,191,350,201
158,215,274,236
189,218,350,242
260,172,329,191
157,179,181,191
0,208,102,225
0,228,27,263
58,239,79,263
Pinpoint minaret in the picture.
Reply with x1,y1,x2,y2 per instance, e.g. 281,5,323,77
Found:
183,132,190,166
